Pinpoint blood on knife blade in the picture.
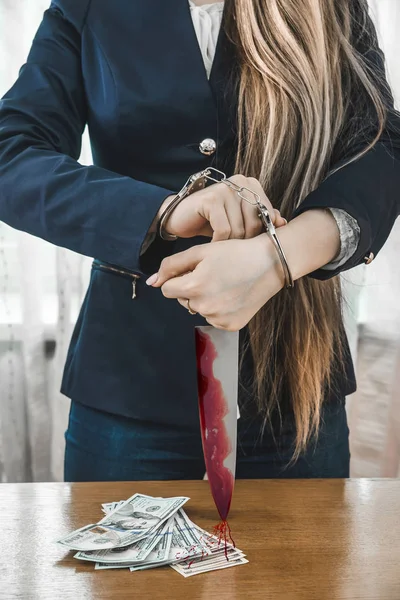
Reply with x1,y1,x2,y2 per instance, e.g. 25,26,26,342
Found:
195,327,237,557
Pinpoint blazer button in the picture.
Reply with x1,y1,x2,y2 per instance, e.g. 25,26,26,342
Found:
199,138,217,156
364,252,374,265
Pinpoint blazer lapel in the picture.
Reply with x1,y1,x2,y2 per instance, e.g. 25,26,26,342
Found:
168,0,237,132
120,0,238,170
208,9,238,142
167,0,238,168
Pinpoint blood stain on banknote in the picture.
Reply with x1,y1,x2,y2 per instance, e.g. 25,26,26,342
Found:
195,329,236,558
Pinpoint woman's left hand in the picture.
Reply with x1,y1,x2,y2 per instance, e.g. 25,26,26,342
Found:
146,235,285,331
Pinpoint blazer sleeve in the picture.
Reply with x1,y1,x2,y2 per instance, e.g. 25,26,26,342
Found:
0,3,173,274
291,32,400,281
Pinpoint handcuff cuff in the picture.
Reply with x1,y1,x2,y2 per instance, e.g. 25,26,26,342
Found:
157,167,294,290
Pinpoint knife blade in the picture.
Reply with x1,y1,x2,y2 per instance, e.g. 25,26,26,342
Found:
195,326,239,532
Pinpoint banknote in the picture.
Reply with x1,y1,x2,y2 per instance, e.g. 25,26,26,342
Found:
172,556,249,577
59,494,248,577
101,501,124,514
95,563,136,570
171,547,248,577
128,545,246,574
147,517,174,563
57,493,189,551
173,545,244,568
93,518,174,569
193,526,236,553
101,504,203,550
75,527,161,564
129,562,170,572
172,510,210,557
127,515,208,572
167,515,210,563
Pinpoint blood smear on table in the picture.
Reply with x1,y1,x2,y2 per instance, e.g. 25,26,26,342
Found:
195,328,236,555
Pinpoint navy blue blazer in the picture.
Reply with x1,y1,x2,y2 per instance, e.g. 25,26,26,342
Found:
0,0,399,429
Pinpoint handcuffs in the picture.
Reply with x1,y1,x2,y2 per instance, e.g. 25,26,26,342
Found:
157,167,294,290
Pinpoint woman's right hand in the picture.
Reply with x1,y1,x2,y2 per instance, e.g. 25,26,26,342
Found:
157,175,286,242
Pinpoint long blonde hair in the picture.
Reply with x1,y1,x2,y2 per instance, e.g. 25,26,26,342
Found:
225,0,389,457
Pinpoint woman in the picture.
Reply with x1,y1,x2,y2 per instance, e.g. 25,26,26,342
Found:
0,0,399,481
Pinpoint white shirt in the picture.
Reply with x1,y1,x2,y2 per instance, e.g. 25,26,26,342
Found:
189,1,224,78
188,0,360,269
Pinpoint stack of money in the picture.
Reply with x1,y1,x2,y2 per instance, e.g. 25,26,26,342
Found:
56,493,248,577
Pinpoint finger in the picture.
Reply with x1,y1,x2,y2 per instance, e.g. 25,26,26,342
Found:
227,174,248,189
242,207,287,238
274,209,287,228
236,177,273,236
204,317,226,329
196,223,214,237
177,297,198,312
148,247,204,288
205,317,241,332
162,273,198,300
246,177,276,214
241,200,263,238
208,203,232,242
244,178,287,225
224,194,246,239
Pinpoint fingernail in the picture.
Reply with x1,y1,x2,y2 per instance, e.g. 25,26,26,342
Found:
283,218,288,225
146,273,159,286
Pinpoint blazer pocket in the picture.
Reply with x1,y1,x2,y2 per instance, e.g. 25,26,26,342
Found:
92,259,140,300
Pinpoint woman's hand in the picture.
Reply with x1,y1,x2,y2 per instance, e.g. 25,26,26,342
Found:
157,175,286,241
147,235,285,331
146,208,342,330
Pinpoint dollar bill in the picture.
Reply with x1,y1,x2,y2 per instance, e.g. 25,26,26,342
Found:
172,556,249,577
101,501,125,514
95,563,135,570
127,515,208,572
75,528,160,564
57,493,189,551
171,547,248,577
173,510,210,555
78,511,206,570
93,518,174,569
171,512,235,554
147,517,174,563
192,525,236,553
173,545,245,569
166,515,210,564
59,494,249,577
129,544,246,575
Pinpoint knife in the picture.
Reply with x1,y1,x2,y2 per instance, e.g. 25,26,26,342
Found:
195,326,239,548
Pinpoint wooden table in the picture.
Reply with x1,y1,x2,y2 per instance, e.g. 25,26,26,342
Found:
1,479,399,600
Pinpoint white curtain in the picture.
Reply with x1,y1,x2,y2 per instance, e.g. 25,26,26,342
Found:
0,0,399,483
0,0,93,482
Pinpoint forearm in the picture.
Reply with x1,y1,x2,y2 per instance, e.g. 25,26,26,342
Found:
265,209,341,282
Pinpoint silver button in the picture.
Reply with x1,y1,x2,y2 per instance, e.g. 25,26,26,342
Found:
364,252,374,265
199,138,217,156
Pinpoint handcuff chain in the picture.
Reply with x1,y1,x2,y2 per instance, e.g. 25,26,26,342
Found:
204,168,294,289
203,167,262,208
158,167,294,289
